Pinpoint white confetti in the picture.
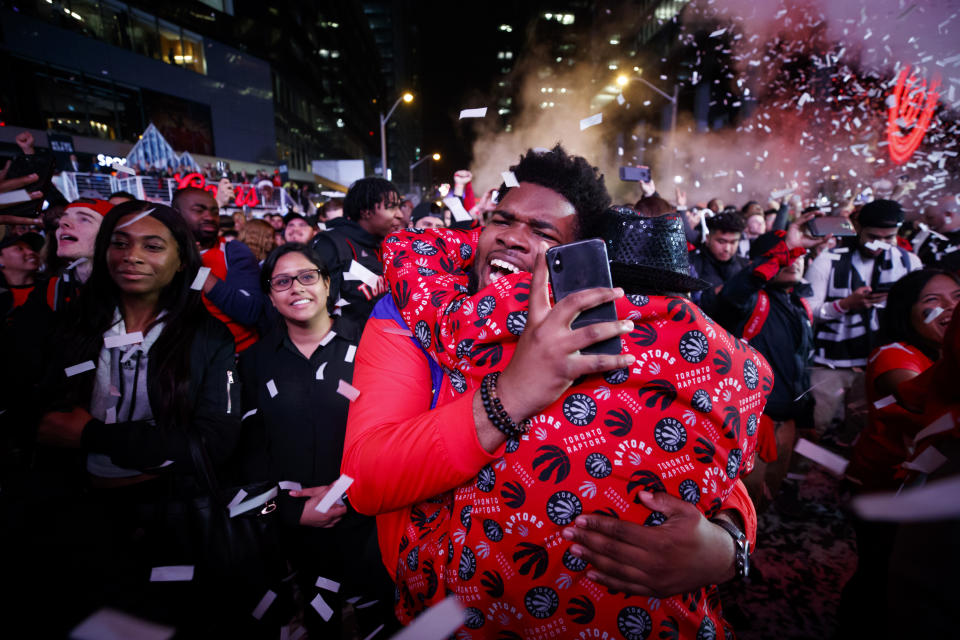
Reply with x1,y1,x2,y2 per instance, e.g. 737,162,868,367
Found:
389,596,465,640
873,395,897,409
458,107,487,119
316,362,327,380
915,413,956,443
279,480,302,491
319,330,338,347
924,306,945,323
65,361,96,377
501,171,520,188
337,379,360,402
103,332,143,349
616,93,625,105
310,593,334,621
902,447,948,474
315,576,341,592
150,565,194,582
190,266,211,290
343,260,380,289
580,113,603,130
345,345,357,363
382,326,413,337
114,165,136,176
443,196,472,222
115,208,154,229
315,474,354,513
794,438,849,476
252,589,277,620
70,608,174,640
853,475,960,521
242,408,258,421
228,486,278,518
266,379,278,398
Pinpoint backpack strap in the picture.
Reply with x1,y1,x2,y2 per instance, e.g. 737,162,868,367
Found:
370,295,444,408
742,290,771,341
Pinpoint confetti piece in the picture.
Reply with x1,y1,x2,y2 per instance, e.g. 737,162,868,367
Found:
266,379,278,398
902,447,948,474
580,113,603,130
924,306,945,323
709,28,727,38
227,489,248,510
794,438,849,475
616,93,625,105
345,345,357,363
362,624,385,640
115,209,153,229
104,331,143,349
333,297,350,308
65,361,96,377
70,608,174,640
0,189,33,205
853,475,960,521
316,362,327,380
915,413,956,443
229,486,279,518
319,330,338,347
459,107,487,119
382,326,414,337
501,171,519,188
279,480,302,491
242,408,258,420
315,576,340,592
65,257,88,271
863,240,892,252
355,600,379,609
150,565,194,582
316,474,354,513
343,260,380,289
873,395,897,409
389,595,465,640
337,379,360,402
191,266,211,290
114,165,136,176
252,590,277,620
443,196,472,222
310,593,334,621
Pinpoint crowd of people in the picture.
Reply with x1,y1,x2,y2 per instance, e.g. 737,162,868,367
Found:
0,132,957,639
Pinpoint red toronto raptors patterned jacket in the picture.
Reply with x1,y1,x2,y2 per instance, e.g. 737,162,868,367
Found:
380,228,772,639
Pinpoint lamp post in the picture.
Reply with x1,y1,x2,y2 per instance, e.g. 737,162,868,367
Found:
409,152,440,194
380,92,414,180
617,73,679,180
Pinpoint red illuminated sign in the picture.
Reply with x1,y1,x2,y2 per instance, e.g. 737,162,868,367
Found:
886,66,940,165
173,172,259,207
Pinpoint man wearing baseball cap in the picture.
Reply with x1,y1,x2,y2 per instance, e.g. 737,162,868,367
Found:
0,232,44,317
805,199,922,444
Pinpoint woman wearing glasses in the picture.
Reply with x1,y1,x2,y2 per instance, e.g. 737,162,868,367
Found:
237,243,396,637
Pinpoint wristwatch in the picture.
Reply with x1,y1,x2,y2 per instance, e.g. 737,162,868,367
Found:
710,517,750,580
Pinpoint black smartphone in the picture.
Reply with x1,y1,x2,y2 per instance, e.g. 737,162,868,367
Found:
546,238,621,356
806,216,856,237
3,150,55,217
619,165,651,182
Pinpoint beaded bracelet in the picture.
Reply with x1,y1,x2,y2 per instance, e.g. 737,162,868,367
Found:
480,372,531,438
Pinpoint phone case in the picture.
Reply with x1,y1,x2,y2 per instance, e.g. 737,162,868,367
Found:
806,217,856,237
546,238,621,356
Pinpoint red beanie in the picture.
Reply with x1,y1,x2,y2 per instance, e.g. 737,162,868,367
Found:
65,198,114,217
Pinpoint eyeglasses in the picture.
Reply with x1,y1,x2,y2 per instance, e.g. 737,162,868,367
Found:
269,269,323,291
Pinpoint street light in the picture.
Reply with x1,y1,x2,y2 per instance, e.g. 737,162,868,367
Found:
380,91,414,180
409,152,441,193
617,73,679,180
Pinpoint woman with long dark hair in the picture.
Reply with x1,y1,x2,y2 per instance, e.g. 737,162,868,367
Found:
17,201,243,634
237,242,398,637
840,268,960,636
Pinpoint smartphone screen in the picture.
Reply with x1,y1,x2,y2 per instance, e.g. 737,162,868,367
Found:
619,166,651,182
546,239,621,356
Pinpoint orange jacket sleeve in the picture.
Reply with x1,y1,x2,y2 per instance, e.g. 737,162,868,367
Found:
342,316,506,516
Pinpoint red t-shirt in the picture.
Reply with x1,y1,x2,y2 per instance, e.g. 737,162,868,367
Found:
848,342,933,489
201,245,257,352
9,284,34,309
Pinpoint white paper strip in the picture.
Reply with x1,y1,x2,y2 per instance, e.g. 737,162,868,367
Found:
501,171,519,188
362,623,385,640
863,240,892,252
70,608,175,640
227,489,248,510
343,260,380,289
266,379,278,398
794,438,849,475
315,576,341,592
279,480,302,491
389,595,465,640
65,361,96,377
345,345,357,363
873,395,897,409
104,331,144,349
242,408,258,421
580,113,603,130
382,326,414,337
901,447,947,474
924,306,945,324
459,107,487,119
115,209,154,229
915,413,955,443
770,187,796,200
337,379,361,402
853,475,960,521
310,593,334,621
252,589,277,620
115,165,136,176
0,189,33,204
150,565,194,582
190,266,211,290
616,93,625,105
229,486,279,518
316,362,327,380
443,196,472,222
320,330,338,347
316,474,354,513
355,600,379,609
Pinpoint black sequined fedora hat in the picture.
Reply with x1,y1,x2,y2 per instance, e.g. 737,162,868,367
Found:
599,206,711,293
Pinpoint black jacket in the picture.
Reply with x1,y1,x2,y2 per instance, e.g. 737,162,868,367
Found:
311,218,388,330
714,263,814,421
689,249,750,316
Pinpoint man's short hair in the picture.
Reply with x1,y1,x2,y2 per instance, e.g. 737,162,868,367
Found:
344,178,399,221
707,210,746,234
497,144,611,239
171,186,214,212
107,191,137,201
